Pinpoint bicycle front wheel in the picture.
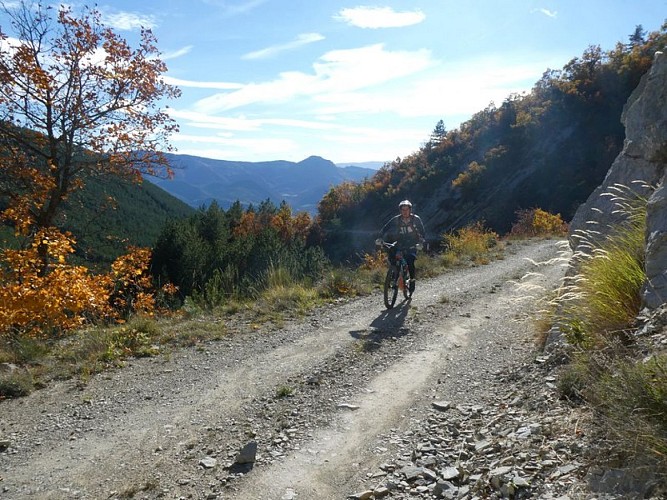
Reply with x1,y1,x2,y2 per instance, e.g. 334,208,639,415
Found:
383,267,398,309
401,266,410,300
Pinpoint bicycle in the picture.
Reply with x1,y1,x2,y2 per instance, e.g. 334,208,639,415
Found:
377,240,413,309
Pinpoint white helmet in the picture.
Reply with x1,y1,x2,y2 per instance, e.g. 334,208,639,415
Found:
398,199,412,208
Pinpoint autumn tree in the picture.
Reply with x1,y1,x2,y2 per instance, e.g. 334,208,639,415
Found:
0,1,180,337
0,1,180,261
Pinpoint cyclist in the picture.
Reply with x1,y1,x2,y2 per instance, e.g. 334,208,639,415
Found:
379,199,426,294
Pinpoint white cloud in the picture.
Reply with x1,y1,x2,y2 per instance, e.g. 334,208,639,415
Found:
102,11,157,30
167,109,337,131
172,135,299,159
167,110,262,131
311,56,547,120
203,0,268,17
162,46,194,61
335,6,425,29
242,33,325,60
163,76,244,90
193,44,433,112
536,8,557,18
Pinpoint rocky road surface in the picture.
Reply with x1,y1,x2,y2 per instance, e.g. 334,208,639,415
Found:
1,238,613,500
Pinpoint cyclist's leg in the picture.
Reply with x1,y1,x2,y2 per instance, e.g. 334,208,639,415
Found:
405,253,416,292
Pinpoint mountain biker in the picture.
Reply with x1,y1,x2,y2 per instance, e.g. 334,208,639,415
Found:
379,200,426,294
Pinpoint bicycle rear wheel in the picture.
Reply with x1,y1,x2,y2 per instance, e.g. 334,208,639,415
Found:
383,267,399,309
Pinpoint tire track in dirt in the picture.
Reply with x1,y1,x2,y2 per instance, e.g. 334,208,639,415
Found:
222,240,566,499
0,239,565,499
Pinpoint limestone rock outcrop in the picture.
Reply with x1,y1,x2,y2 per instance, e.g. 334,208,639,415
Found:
568,51,667,309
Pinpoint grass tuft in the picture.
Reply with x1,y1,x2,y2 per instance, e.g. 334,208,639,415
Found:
0,367,34,399
555,184,647,348
549,182,667,483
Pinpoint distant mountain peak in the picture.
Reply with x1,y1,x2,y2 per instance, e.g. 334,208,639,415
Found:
298,155,336,166
148,152,376,214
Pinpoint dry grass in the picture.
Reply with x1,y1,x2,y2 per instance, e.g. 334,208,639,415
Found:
550,183,666,484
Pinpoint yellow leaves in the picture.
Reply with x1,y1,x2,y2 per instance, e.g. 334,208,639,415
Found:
233,207,313,244
360,250,386,271
0,248,111,337
452,161,486,191
510,208,569,237
0,3,183,338
234,212,259,238
270,207,312,242
0,232,175,338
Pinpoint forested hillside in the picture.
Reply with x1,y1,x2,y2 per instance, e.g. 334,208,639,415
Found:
59,175,195,267
0,171,194,267
316,23,667,262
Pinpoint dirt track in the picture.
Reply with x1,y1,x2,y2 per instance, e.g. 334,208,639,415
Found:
0,238,568,499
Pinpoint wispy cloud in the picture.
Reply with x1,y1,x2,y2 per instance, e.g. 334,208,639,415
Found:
101,10,157,30
173,135,299,159
308,55,545,120
194,43,433,112
167,109,337,132
535,8,557,18
203,0,268,17
162,46,194,61
242,33,325,60
335,6,425,29
162,76,244,90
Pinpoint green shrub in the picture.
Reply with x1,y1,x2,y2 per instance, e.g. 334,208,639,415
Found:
191,266,239,310
275,385,294,398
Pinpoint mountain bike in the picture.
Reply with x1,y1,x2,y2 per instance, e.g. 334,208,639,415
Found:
378,240,411,309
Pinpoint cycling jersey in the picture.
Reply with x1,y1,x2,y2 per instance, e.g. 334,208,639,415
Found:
381,213,425,250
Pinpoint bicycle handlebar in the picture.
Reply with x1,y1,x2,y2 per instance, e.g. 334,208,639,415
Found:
376,239,423,251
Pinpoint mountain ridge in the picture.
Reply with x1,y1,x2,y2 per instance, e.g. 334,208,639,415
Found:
148,154,376,213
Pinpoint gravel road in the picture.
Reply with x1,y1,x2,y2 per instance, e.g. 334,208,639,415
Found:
1,238,589,500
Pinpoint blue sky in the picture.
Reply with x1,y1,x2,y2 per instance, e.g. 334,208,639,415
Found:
9,1,667,163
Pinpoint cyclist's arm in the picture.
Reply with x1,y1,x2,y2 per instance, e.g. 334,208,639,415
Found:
413,215,427,248
380,215,399,242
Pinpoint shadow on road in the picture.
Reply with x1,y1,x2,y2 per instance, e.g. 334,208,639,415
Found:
349,298,411,348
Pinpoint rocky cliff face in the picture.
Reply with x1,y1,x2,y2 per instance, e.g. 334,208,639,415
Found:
568,51,667,309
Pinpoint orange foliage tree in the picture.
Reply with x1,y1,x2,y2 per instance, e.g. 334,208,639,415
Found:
0,2,180,337
0,231,169,337
0,228,112,337
234,202,312,243
0,2,180,243
510,208,569,237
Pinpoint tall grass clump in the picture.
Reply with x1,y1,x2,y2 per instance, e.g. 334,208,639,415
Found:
190,266,239,311
589,353,667,455
559,348,667,484
317,267,371,298
255,262,319,314
556,184,647,347
553,182,667,484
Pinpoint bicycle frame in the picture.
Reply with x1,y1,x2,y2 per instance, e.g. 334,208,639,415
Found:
380,240,411,309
